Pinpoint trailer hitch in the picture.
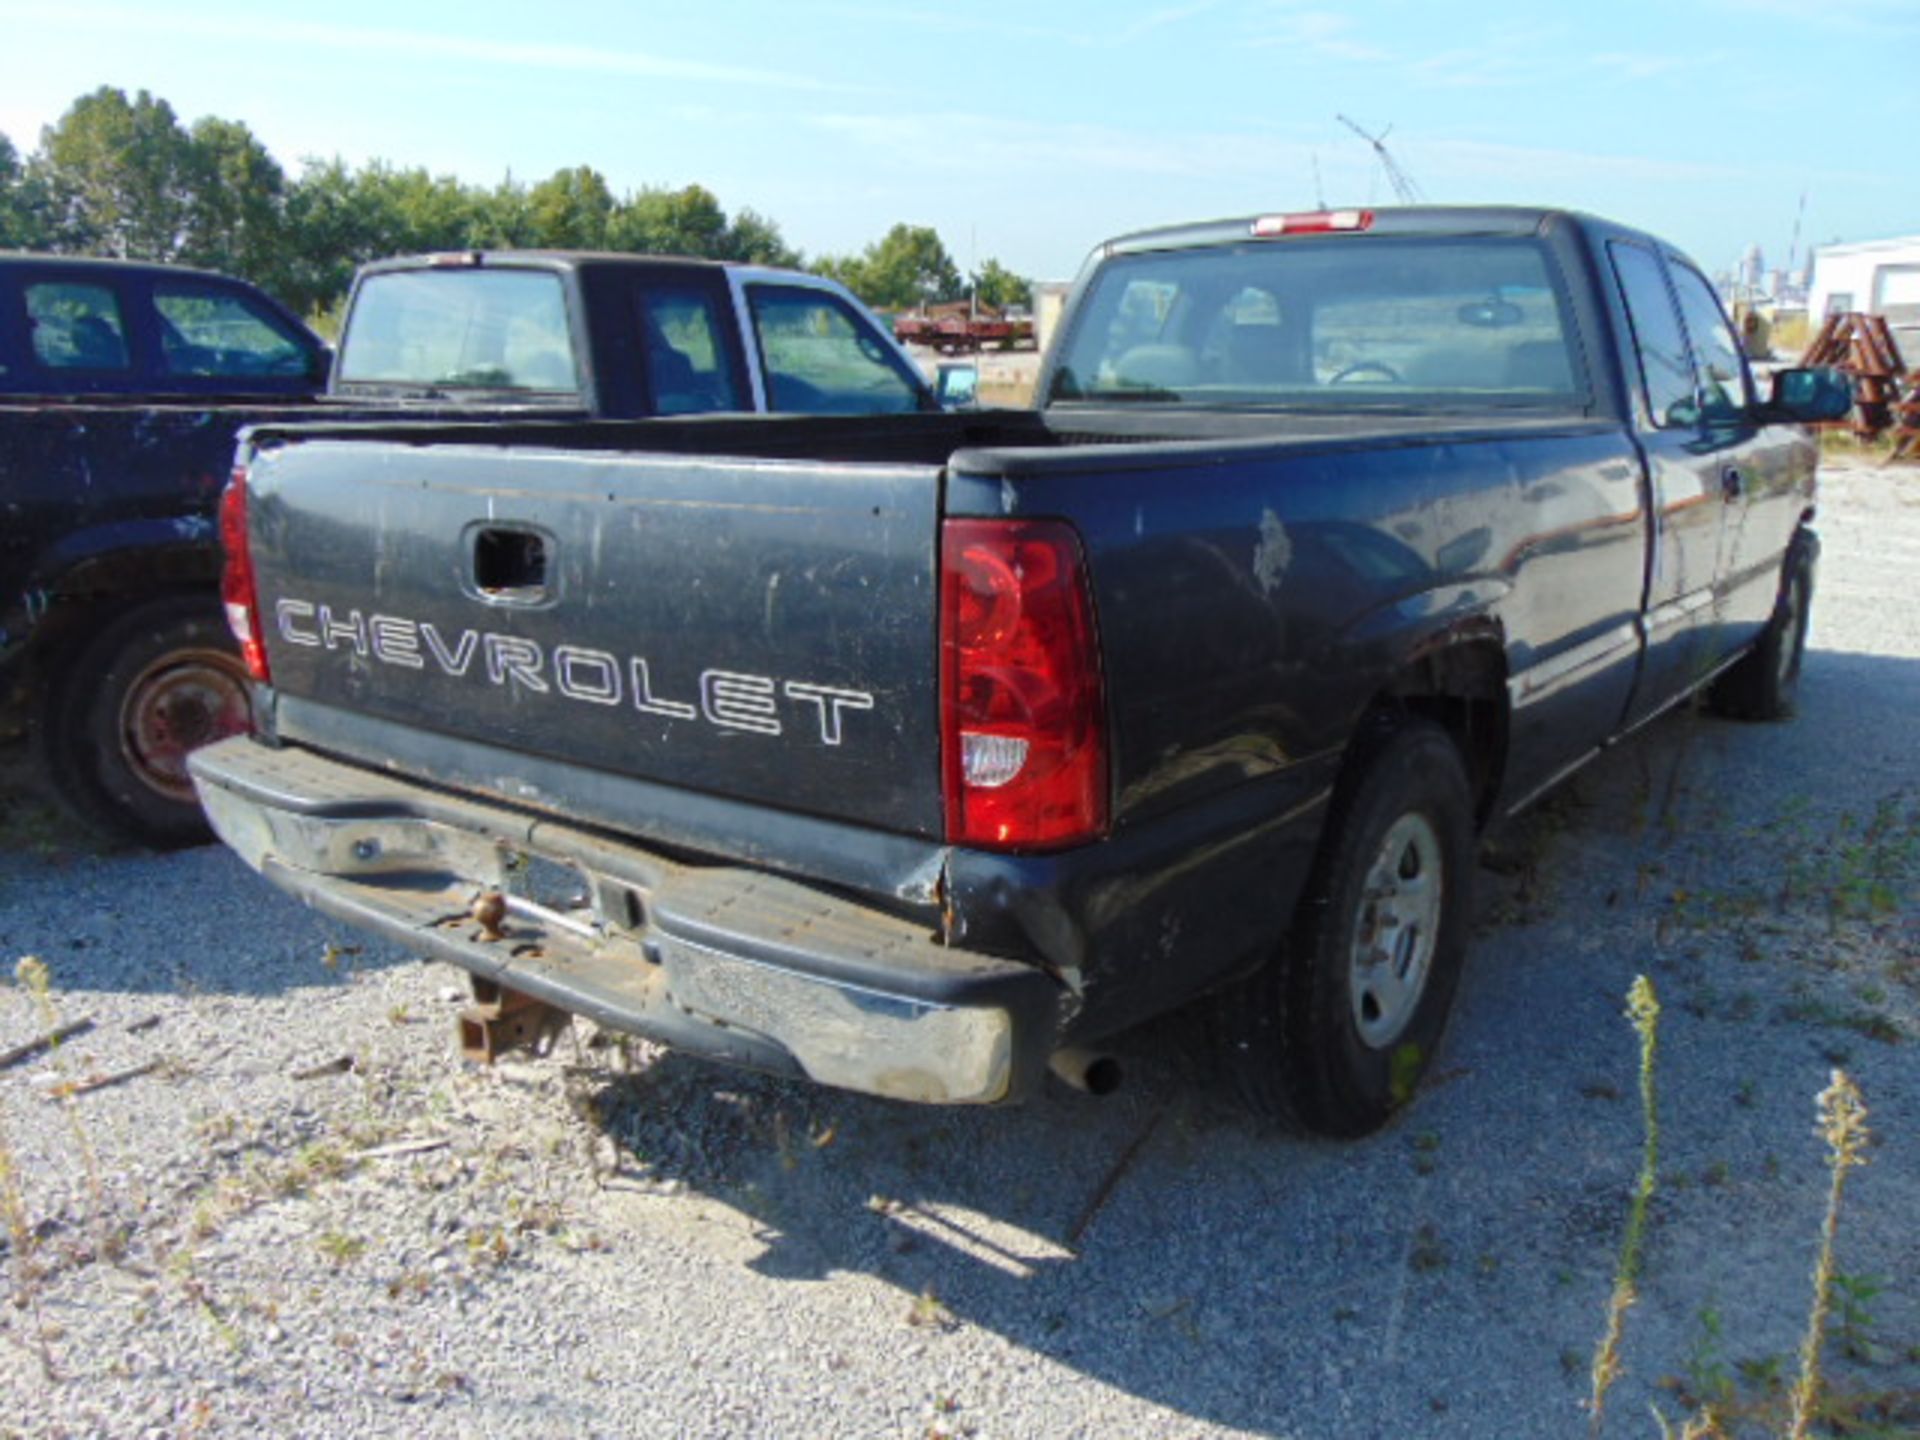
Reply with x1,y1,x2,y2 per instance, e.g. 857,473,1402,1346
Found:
457,976,569,1064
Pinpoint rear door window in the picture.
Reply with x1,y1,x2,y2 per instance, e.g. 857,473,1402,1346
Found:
26,282,131,371
638,287,743,415
746,285,926,414
155,285,313,379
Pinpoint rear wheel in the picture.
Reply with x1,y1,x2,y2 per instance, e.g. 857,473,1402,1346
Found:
1215,719,1474,1137
36,595,253,848
1708,537,1813,721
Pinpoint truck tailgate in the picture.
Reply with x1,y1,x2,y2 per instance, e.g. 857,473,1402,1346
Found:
246,439,944,837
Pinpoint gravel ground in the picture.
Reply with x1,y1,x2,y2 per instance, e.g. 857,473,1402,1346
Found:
1,460,1916,1439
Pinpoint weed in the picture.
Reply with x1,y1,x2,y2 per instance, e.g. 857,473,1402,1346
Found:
1586,975,1884,1440
1736,1353,1785,1393
1678,1303,1735,1410
906,1283,955,1330
1830,1270,1885,1363
1589,975,1661,1435
0,1105,58,1379
1409,1225,1448,1274
1787,1072,1871,1439
13,958,109,1250
315,1231,366,1266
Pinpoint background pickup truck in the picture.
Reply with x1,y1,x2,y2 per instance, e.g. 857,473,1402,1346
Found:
191,206,1849,1136
2,250,930,845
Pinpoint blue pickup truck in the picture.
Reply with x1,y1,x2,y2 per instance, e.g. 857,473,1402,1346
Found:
2,251,930,845
191,207,1848,1135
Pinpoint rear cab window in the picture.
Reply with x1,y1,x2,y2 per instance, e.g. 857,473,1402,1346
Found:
746,285,927,414
1050,237,1582,408
337,269,580,400
26,282,131,372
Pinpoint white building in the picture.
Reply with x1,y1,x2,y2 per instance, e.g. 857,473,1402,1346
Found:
1808,235,1920,365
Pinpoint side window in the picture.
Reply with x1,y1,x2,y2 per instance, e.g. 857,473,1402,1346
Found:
1668,263,1752,422
638,288,742,415
155,286,313,378
26,283,130,371
746,286,924,415
1609,243,1696,428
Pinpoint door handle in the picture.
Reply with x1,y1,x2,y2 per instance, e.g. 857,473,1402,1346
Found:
1721,466,1745,501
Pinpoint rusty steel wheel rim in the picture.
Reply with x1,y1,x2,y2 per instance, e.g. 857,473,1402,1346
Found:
118,647,253,801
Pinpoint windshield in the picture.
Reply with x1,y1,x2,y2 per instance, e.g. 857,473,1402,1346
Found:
337,269,579,396
1049,236,1579,409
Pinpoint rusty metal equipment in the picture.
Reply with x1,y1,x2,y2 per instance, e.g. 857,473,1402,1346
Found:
1800,312,1908,439
457,975,568,1063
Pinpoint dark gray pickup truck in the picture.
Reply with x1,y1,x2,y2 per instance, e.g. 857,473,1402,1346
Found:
191,207,1849,1135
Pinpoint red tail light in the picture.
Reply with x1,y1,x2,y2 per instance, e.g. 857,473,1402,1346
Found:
940,518,1107,850
219,465,270,683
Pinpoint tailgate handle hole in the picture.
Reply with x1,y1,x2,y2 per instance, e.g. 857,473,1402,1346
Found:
474,528,548,599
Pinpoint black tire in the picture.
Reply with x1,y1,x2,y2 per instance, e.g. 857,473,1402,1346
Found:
1708,534,1814,721
34,594,254,849
1214,719,1475,1137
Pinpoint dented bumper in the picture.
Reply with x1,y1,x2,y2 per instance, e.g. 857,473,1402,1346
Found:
189,737,1062,1104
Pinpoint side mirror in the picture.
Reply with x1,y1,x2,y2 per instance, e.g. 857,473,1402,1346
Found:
309,344,335,388
934,362,979,411
1762,366,1852,424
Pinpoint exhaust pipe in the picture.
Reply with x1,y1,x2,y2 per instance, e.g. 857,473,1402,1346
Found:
1049,1047,1122,1096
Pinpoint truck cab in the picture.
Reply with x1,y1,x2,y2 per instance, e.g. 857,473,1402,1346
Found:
330,252,936,418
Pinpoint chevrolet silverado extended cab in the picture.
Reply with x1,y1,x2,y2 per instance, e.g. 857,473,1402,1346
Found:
3,251,929,845
191,207,1849,1135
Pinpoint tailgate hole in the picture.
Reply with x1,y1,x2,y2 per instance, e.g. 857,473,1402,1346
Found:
473,527,548,599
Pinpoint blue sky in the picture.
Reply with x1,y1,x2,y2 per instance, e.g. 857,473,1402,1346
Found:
2,0,1915,282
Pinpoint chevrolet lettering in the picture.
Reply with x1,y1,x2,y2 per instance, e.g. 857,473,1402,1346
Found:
273,599,875,745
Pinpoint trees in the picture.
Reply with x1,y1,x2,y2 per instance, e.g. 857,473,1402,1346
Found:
526,165,614,250
971,258,1031,311
8,85,994,327
0,132,52,249
39,87,195,258
818,224,963,310
611,183,728,257
178,117,290,291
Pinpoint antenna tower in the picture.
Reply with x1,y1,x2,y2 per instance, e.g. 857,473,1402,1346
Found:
1336,114,1423,205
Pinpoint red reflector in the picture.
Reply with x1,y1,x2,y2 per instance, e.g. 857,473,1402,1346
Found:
1251,209,1374,237
940,518,1107,851
219,466,270,685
